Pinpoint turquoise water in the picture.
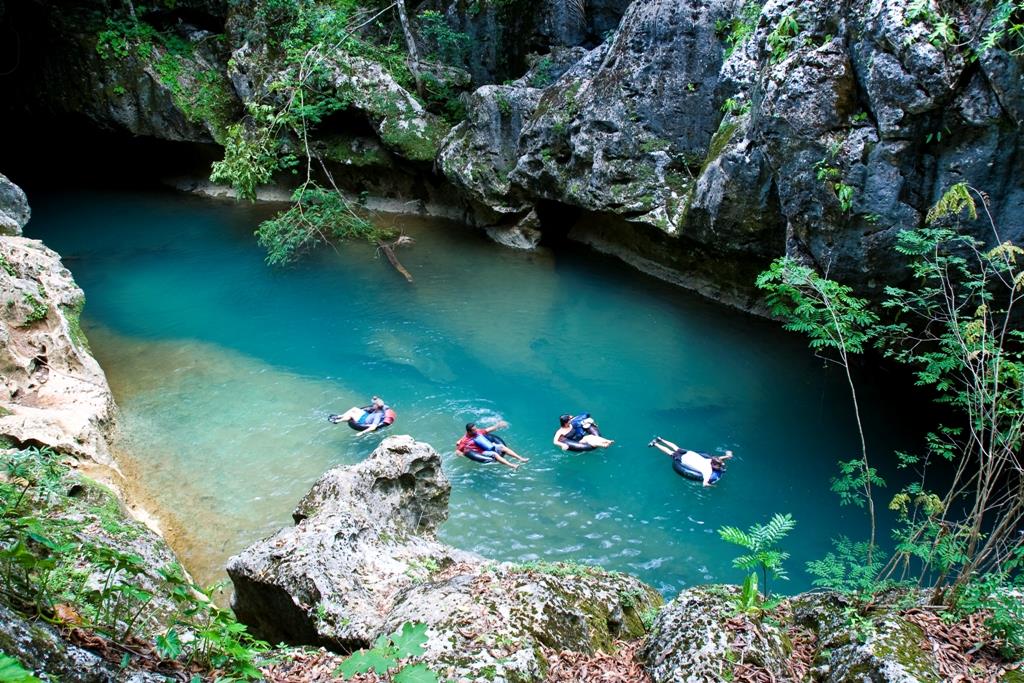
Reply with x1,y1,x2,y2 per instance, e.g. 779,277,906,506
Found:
26,190,917,594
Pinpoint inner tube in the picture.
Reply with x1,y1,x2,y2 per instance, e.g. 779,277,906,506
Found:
672,451,722,483
463,434,506,464
328,407,396,432
561,414,600,451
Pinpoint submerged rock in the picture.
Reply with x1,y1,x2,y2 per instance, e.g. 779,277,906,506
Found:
228,435,662,681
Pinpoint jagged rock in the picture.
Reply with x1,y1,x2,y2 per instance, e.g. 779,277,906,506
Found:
443,0,1024,300
0,234,115,465
0,174,30,236
791,592,944,683
511,0,733,230
5,3,234,143
640,585,791,682
439,84,542,215
228,435,662,681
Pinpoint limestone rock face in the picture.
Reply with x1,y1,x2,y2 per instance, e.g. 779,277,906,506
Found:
228,436,662,681
0,174,30,236
442,0,1024,297
0,233,116,465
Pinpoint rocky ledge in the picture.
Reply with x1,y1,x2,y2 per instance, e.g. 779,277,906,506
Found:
0,175,116,465
227,435,662,682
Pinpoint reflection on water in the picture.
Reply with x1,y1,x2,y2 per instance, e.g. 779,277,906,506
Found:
27,190,921,593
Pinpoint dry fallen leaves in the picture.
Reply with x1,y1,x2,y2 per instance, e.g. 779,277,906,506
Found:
542,639,652,682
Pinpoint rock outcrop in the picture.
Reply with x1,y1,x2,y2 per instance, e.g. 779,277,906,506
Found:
641,587,1018,683
228,435,662,681
0,174,30,236
0,603,166,683
0,181,116,465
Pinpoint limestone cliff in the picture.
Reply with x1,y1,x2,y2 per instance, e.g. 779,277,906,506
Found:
0,176,116,464
441,0,1024,298
5,1,1019,305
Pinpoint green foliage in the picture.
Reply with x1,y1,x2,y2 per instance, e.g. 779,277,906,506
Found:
806,536,886,596
720,97,751,116
335,622,437,682
618,587,646,609
495,91,513,117
210,115,293,201
756,258,878,355
767,11,800,63
978,0,1024,55
731,572,762,614
95,18,161,61
955,547,1024,659
814,146,856,212
255,185,386,266
420,72,468,124
834,182,855,213
0,446,267,679
907,0,1024,57
832,458,885,510
155,566,268,679
718,513,796,598
842,605,877,643
640,605,661,631
924,181,975,224
529,57,556,88
22,287,48,325
0,654,40,683
418,10,470,64
0,253,16,277
718,0,762,56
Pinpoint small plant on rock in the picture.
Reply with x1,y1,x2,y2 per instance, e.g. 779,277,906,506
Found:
718,513,796,599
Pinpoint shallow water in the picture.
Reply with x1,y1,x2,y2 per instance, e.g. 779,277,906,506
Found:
27,189,919,594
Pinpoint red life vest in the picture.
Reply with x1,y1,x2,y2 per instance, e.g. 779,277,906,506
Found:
456,434,483,453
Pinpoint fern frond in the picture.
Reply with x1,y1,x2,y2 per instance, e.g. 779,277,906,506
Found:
718,526,753,549
926,182,976,224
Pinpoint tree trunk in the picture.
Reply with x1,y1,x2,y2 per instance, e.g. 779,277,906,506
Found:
394,0,424,96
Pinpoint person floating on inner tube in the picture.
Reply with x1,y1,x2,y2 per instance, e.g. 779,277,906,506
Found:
553,413,614,452
328,395,395,435
650,436,733,487
455,421,530,470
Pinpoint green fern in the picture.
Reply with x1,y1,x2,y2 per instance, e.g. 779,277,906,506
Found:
718,513,796,598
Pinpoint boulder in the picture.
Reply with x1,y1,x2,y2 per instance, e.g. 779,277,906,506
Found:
640,585,791,682
228,435,662,681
